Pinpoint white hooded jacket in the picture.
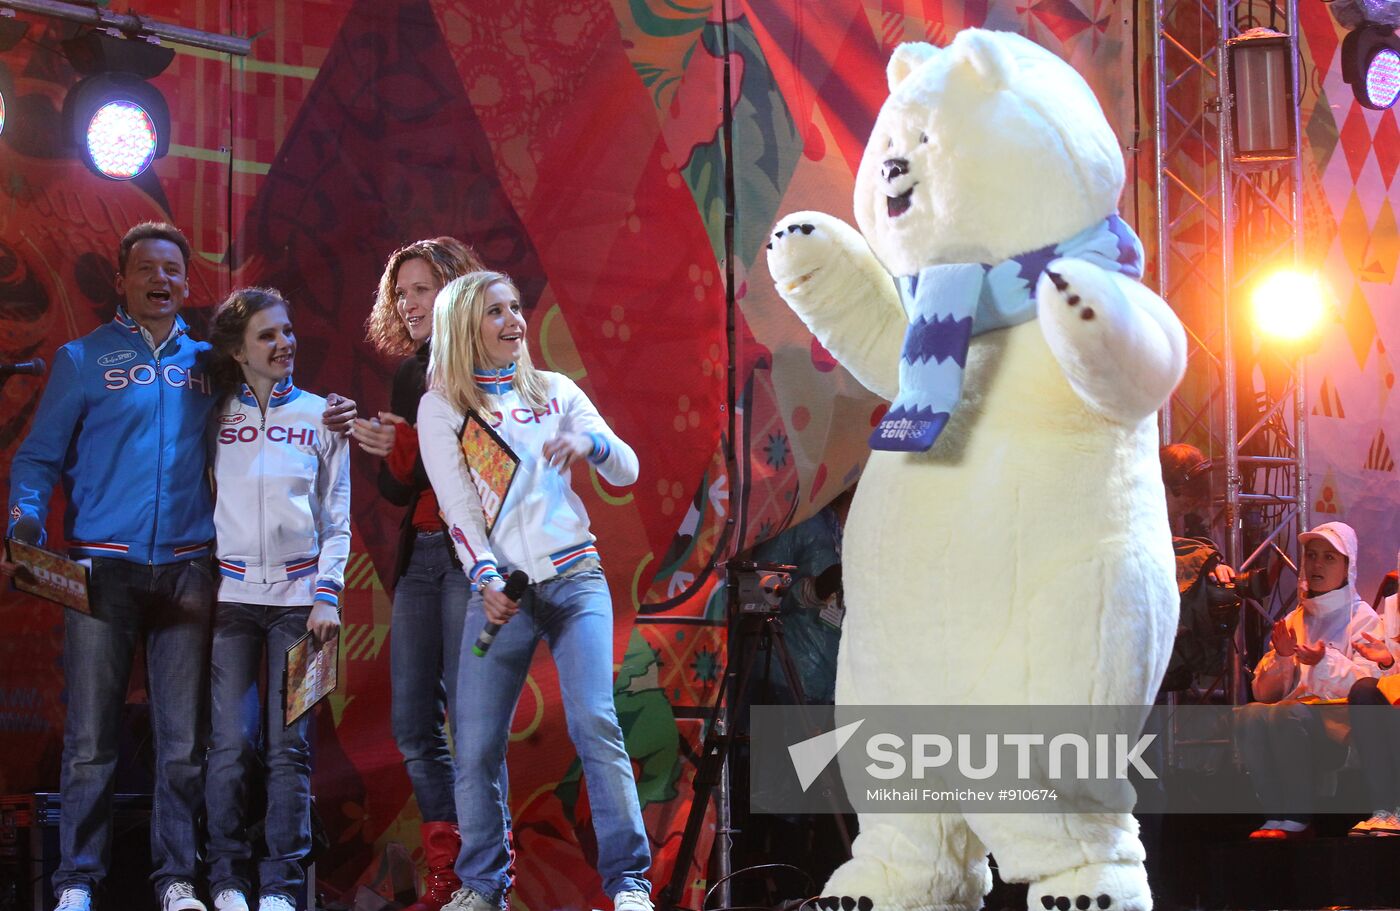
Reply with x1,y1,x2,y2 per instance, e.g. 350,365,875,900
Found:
1252,521,1382,702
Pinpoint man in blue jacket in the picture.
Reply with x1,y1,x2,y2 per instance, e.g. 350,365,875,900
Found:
4,223,353,911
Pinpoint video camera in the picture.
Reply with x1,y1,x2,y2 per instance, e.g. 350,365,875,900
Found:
729,560,795,615
1200,567,1271,634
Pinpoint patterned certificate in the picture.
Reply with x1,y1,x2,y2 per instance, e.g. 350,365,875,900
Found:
458,411,520,536
6,539,91,614
284,630,339,727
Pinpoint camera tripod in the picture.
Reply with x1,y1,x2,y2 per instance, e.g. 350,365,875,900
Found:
658,568,853,911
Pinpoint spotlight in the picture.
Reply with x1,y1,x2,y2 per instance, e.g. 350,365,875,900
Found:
1249,269,1326,343
59,30,173,180
1342,25,1400,109
1227,28,1298,163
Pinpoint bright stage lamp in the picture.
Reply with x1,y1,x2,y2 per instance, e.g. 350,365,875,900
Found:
85,98,158,179
1342,24,1400,109
0,91,6,139
59,31,173,180
1249,270,1326,342
61,71,170,180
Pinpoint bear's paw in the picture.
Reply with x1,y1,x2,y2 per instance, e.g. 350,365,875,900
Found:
815,896,874,911
766,211,882,300
1029,862,1150,911
767,217,835,296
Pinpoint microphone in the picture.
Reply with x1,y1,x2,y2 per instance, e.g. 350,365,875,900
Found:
0,358,45,377
472,570,529,657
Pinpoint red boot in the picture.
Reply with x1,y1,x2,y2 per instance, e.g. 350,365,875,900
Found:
404,821,463,911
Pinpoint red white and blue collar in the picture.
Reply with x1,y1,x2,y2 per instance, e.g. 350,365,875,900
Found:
112,307,189,341
237,375,301,408
474,363,516,395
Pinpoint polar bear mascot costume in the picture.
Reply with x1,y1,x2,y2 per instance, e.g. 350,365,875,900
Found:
766,28,1186,911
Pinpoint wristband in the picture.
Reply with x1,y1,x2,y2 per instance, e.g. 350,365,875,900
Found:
586,432,611,465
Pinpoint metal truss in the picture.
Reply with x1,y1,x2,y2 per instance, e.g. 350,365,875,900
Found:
1152,0,1308,706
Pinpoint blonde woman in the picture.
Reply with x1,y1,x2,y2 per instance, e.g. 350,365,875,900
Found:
416,272,652,911
355,238,483,911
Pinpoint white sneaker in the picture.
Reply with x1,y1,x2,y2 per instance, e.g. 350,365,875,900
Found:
613,889,655,911
163,881,208,911
257,896,295,911
214,890,251,911
55,888,92,911
1349,808,1398,836
1369,808,1400,835
442,888,502,911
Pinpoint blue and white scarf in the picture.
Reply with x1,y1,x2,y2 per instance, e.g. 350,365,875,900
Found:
870,214,1145,452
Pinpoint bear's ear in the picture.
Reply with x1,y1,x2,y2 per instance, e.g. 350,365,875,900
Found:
946,29,1019,93
887,42,938,91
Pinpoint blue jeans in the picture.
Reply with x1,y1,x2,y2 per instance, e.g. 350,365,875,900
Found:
55,557,213,901
453,568,651,899
391,532,469,822
1235,701,1347,823
206,601,314,902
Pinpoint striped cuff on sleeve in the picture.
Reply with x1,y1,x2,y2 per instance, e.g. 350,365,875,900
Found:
586,432,611,465
468,560,503,591
314,578,343,608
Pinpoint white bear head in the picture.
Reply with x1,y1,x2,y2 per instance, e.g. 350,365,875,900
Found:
853,29,1126,277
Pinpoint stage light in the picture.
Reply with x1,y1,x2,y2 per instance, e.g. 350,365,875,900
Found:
1365,43,1400,107
1227,28,1298,163
1326,2,1400,108
1249,269,1326,343
85,97,157,179
59,31,173,180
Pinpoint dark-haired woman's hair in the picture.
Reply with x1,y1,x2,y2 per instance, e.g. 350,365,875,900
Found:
366,237,484,357
208,287,291,396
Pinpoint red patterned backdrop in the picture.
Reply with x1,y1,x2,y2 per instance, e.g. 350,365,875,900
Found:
0,2,1143,907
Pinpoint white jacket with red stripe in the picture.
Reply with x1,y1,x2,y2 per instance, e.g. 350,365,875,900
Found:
417,367,638,589
212,377,352,607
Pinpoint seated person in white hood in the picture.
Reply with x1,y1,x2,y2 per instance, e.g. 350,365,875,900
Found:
1236,521,1382,839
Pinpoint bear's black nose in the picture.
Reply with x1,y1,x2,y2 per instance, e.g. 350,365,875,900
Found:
881,158,909,182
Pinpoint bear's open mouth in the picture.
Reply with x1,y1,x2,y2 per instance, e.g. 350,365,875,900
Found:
887,187,914,218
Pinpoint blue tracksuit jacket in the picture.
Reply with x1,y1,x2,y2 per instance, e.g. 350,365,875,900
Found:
7,308,217,564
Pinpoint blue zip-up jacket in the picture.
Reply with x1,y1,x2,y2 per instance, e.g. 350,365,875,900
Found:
7,308,218,564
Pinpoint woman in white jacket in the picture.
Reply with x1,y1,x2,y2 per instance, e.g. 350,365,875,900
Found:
416,272,652,911
1236,521,1382,839
203,288,351,911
